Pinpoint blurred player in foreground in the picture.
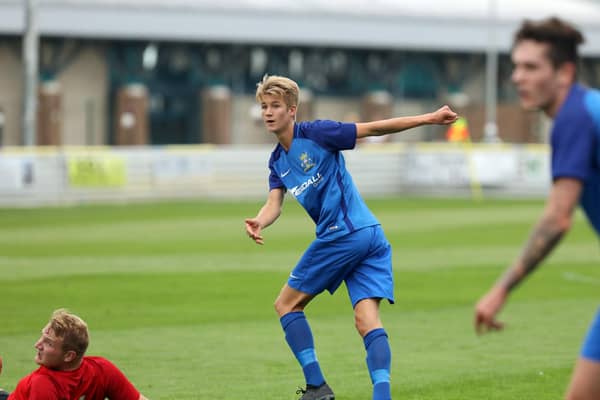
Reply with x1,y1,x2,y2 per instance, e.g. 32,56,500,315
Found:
245,74,457,400
0,309,148,400
474,17,600,400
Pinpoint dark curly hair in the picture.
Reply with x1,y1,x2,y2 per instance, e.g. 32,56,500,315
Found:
513,17,585,68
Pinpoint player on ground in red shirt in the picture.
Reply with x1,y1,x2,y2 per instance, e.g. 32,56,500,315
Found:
0,309,148,400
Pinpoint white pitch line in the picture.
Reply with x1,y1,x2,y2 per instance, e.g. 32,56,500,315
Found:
562,271,600,285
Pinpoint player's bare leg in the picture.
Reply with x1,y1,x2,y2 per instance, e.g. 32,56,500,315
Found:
274,284,314,316
354,298,383,336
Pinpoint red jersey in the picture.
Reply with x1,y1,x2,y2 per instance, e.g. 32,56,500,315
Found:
8,356,140,400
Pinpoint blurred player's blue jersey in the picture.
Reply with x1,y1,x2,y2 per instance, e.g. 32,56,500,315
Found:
551,84,600,235
268,120,379,240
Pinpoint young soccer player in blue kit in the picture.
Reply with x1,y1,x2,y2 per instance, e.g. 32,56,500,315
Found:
245,75,458,400
474,17,600,400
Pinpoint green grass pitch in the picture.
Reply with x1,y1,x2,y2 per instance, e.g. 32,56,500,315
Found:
0,197,598,399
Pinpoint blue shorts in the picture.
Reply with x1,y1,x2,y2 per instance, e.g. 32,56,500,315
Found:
581,307,600,362
288,225,394,307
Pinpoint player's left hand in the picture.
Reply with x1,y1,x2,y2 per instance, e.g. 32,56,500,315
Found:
429,105,459,125
474,286,507,335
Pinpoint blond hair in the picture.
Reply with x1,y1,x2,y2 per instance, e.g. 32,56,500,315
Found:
255,74,299,108
49,309,89,359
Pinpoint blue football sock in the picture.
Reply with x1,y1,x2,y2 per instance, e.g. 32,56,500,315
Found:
364,328,391,400
280,311,325,387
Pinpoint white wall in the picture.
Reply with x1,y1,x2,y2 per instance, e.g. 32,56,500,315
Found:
0,143,550,207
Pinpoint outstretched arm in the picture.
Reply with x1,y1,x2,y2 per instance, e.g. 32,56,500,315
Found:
474,178,582,334
245,188,285,245
355,105,458,138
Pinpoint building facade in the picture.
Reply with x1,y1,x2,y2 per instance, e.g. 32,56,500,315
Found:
1,0,600,146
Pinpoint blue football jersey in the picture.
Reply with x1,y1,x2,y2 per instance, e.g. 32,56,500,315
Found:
268,120,379,240
551,83,600,235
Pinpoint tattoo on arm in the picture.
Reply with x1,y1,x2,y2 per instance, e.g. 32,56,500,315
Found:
499,218,565,291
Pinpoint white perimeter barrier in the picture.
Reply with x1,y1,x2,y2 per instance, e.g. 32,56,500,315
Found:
0,143,550,207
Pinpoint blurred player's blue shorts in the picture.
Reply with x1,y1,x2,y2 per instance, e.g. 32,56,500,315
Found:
288,224,394,307
581,307,600,362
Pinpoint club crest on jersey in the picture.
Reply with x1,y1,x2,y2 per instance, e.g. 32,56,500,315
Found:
300,152,316,172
